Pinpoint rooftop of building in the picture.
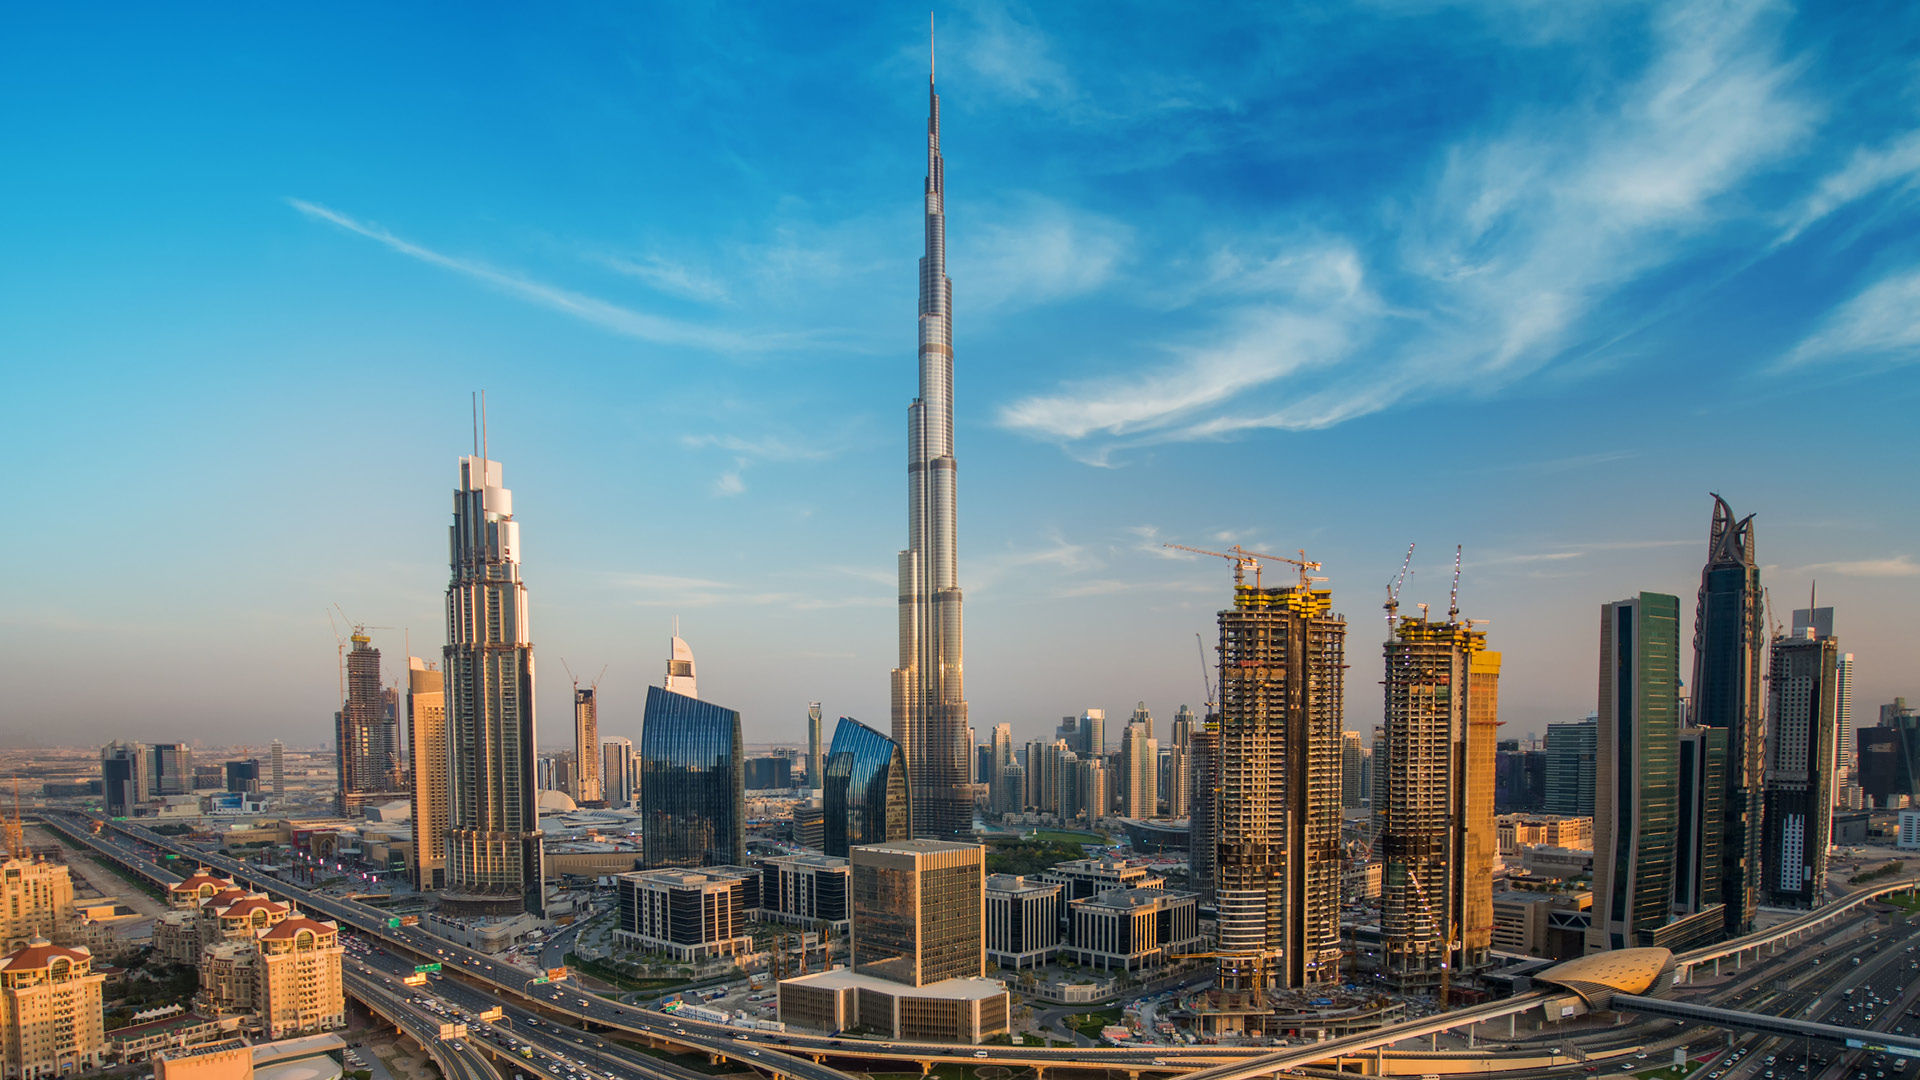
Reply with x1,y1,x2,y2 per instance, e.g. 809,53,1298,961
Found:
258,915,336,940
108,1011,220,1040
619,866,757,888
780,968,1007,1001
1073,886,1195,910
763,853,848,871
0,938,91,970
152,1036,247,1060
852,839,982,856
985,874,1062,894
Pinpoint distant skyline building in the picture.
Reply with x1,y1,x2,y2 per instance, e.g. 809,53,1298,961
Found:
824,717,912,858
573,684,601,806
407,657,447,892
1211,569,1346,990
441,449,544,916
806,702,824,790
150,743,192,797
1080,708,1106,759
1690,494,1766,937
1764,627,1840,907
1543,717,1597,817
639,685,744,869
1118,721,1158,819
100,742,147,818
1794,605,1854,806
223,760,259,794
1377,609,1500,991
602,736,635,807
891,65,972,843
1340,731,1364,810
269,739,284,798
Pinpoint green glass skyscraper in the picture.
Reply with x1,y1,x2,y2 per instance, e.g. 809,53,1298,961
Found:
1588,592,1680,952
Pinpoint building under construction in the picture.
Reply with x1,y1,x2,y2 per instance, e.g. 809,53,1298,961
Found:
1376,603,1500,995
336,632,406,817
1209,559,1347,994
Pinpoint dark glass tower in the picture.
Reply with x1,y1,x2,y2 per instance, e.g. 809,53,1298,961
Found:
892,53,972,842
823,717,912,858
1690,494,1764,936
1588,592,1680,952
639,685,744,869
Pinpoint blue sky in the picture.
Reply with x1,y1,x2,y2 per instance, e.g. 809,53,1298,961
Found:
4,0,1918,752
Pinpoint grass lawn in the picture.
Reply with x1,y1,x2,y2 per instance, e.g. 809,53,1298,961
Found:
1023,829,1107,844
1879,891,1920,912
1064,1008,1125,1038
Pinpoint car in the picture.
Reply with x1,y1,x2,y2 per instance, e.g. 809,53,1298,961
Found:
748,1051,761,1058
974,1052,989,1059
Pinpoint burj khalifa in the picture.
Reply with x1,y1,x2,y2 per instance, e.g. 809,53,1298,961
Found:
892,50,971,841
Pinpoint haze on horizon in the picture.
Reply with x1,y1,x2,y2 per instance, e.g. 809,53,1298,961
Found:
4,1,1917,753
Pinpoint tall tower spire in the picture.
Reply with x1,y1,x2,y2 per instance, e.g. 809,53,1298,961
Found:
893,48,969,841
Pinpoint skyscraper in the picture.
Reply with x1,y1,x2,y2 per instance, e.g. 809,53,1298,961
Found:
1589,593,1682,953
1764,628,1840,906
269,739,284,798
1795,605,1854,806
640,685,744,869
1130,701,1153,743
337,633,404,816
1188,726,1217,898
1080,709,1106,759
442,449,543,916
408,657,447,892
1340,731,1364,810
892,59,971,843
665,631,697,698
150,744,192,797
988,723,1014,814
1674,725,1726,915
1543,717,1598,816
1212,571,1345,990
824,717,912,858
806,702,824,790
1119,721,1158,819
1377,611,1499,992
573,685,601,806
1690,495,1765,936
850,840,985,987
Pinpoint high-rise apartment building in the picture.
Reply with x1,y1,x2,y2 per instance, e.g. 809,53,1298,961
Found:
1130,702,1153,743
891,68,971,842
1377,613,1499,991
100,743,148,818
1212,574,1345,990
1080,709,1106,759
1341,731,1364,810
1589,593,1707,952
407,657,447,892
251,916,345,1040
1690,495,1765,936
0,859,73,954
640,685,744,868
1544,717,1598,816
1074,756,1109,824
573,685,601,806
269,740,284,798
0,940,105,1076
663,630,697,698
441,450,543,916
601,737,635,807
1765,629,1840,906
1119,722,1158,819
1794,606,1854,806
806,703,824,790
823,718,912,858
987,724,1014,815
850,840,983,987
1188,726,1218,898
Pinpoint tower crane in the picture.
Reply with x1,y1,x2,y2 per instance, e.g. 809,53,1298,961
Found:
1448,545,1463,623
1162,543,1324,591
1194,633,1216,714
1385,542,1416,634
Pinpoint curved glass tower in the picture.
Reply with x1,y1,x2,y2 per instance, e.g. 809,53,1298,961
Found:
892,49,971,841
823,717,912,858
640,685,744,868
1691,494,1764,936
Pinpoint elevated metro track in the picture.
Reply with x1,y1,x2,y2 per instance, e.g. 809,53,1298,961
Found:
1610,995,1920,1058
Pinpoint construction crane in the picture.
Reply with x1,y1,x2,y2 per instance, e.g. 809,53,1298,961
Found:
1447,545,1463,622
560,659,609,695
1163,543,1323,591
1194,633,1216,714
1384,542,1416,632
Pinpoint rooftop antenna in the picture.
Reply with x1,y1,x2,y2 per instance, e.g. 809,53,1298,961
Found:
481,389,489,464
930,12,935,83
471,391,479,458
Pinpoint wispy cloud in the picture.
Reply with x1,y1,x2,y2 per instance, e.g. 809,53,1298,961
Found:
960,197,1132,313
1792,555,1920,578
679,431,845,497
590,252,731,305
608,571,889,609
289,199,795,353
1778,264,1920,369
1776,129,1920,246
956,0,1075,103
971,530,1100,593
997,0,1816,462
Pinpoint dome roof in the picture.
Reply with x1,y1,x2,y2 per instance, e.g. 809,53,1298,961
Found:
1536,947,1675,1008
537,789,578,812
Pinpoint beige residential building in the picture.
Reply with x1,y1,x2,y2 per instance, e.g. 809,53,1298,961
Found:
0,861,73,956
407,659,448,892
0,940,106,1078
251,917,344,1040
167,871,239,910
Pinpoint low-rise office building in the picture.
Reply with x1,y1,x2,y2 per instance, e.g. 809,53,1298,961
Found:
983,875,1059,971
757,855,849,930
615,868,756,962
1038,858,1164,903
1064,888,1200,974
776,968,1008,1043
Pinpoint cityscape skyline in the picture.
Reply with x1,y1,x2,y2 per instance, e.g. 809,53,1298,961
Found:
7,2,1920,750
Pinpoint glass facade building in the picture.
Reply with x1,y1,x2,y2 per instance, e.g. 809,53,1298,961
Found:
1588,592,1680,952
823,718,911,859
1690,494,1765,936
640,685,745,869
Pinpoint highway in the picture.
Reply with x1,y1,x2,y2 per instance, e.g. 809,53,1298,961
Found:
347,963,505,1080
